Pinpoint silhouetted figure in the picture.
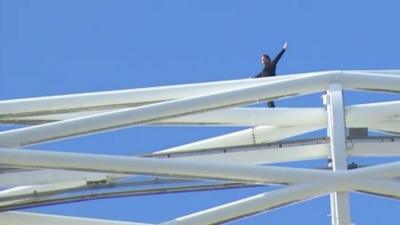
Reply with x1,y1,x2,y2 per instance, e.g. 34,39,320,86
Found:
255,42,288,108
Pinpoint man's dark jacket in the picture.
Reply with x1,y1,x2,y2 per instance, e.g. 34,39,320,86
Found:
255,48,286,78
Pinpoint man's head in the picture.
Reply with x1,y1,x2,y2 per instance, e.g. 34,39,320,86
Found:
261,54,271,65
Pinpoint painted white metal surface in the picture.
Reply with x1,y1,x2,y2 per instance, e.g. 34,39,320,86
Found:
347,141,400,157
0,170,118,187
0,181,86,197
1,70,399,119
0,72,329,148
2,100,400,129
1,139,397,189
0,181,87,207
352,179,400,199
326,84,351,225
367,122,400,134
357,69,400,75
352,160,400,179
160,182,332,225
0,107,326,126
0,148,332,185
340,70,400,92
3,69,400,148
0,75,300,117
1,69,400,224
163,142,330,165
0,211,151,225
156,125,322,154
154,139,400,164
327,84,348,170
0,140,392,187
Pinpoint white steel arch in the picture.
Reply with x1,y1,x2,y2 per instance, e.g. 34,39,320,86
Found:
0,70,399,225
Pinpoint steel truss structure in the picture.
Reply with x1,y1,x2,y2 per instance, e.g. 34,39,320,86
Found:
0,70,400,225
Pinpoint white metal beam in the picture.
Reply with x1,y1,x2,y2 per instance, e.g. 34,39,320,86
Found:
0,211,151,225
352,160,400,180
367,121,400,135
0,72,331,148
155,125,322,154
327,84,348,170
0,107,326,126
2,140,397,185
347,141,400,157
356,69,400,75
160,182,332,225
341,70,400,92
2,69,400,119
0,74,301,117
2,99,400,130
0,181,87,206
2,69,400,120
156,139,400,164
0,170,118,187
2,69,400,117
352,179,400,199
0,183,260,211
347,100,400,127
0,148,333,185
326,83,351,225
1,69,400,225
1,71,400,148
162,142,330,165
0,140,396,194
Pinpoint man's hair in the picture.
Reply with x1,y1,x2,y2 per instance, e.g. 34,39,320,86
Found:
262,54,271,61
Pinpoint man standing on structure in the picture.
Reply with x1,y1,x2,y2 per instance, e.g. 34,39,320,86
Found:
255,42,288,108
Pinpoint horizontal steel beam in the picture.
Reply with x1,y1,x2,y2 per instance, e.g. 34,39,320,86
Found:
155,125,322,154
2,70,400,148
0,211,151,225
0,75,298,118
0,182,258,212
153,136,400,162
2,99,400,132
2,69,400,119
0,72,327,147
352,179,400,199
0,107,326,126
0,169,119,187
352,160,400,179
0,148,332,185
161,182,332,225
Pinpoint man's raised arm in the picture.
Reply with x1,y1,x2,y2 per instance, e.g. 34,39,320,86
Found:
271,42,288,65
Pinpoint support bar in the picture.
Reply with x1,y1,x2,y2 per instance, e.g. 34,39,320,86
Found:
353,179,400,199
0,148,333,185
0,182,258,212
3,70,400,147
352,161,400,179
326,83,351,225
0,107,326,126
0,75,299,118
0,211,150,225
156,125,321,154
2,69,400,118
0,169,118,187
0,72,329,147
160,182,332,225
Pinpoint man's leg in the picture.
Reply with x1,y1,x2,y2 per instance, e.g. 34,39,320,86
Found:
267,101,275,108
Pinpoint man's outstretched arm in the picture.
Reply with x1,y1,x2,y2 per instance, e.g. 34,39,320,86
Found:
271,42,288,65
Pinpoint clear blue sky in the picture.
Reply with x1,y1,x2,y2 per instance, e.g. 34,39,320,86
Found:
1,0,399,224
